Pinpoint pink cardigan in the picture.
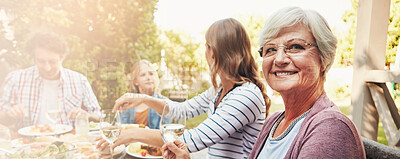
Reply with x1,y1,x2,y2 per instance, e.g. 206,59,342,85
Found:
248,93,366,159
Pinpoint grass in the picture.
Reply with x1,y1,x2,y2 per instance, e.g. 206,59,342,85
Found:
186,113,207,129
186,102,389,146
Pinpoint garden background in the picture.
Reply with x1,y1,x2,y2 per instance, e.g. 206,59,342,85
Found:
1,0,400,146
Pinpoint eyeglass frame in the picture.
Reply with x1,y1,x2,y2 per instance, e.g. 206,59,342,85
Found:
258,42,318,57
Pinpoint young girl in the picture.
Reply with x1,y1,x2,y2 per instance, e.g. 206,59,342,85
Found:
120,60,165,129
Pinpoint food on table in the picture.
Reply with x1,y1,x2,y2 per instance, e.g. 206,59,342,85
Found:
128,142,162,156
141,144,162,156
89,121,99,129
74,142,98,159
35,136,60,143
8,141,73,158
140,150,147,157
59,134,89,143
123,124,146,130
29,125,54,133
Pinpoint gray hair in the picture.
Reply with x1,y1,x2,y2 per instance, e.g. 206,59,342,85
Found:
259,6,337,80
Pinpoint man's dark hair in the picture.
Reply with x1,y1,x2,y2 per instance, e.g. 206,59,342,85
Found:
26,32,69,56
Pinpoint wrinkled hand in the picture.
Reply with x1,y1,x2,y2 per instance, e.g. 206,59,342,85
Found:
7,104,27,119
162,140,190,159
113,93,150,112
67,107,88,121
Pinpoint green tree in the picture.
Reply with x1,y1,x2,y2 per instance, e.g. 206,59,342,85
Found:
0,0,162,108
337,0,400,67
237,15,267,70
161,30,207,90
387,0,400,65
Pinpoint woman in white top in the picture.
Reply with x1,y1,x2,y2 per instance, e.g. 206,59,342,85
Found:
97,18,271,159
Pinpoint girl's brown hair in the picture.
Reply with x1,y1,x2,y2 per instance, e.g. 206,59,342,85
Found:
206,18,271,117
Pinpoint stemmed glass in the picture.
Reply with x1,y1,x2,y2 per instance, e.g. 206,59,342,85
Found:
46,106,62,124
46,100,62,134
160,105,186,143
99,109,122,158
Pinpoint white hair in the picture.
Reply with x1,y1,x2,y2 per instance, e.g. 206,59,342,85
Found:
259,6,337,80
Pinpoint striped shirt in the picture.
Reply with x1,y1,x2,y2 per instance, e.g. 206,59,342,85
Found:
166,82,266,159
0,66,101,126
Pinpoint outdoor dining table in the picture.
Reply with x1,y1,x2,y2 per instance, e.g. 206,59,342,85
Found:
1,125,149,159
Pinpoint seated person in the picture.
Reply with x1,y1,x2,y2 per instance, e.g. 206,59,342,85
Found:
0,32,101,128
98,18,270,158
120,60,166,129
162,7,365,159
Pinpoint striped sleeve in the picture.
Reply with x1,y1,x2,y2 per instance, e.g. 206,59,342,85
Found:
180,84,264,153
165,87,214,120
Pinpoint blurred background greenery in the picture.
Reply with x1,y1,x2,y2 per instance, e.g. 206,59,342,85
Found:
0,0,399,145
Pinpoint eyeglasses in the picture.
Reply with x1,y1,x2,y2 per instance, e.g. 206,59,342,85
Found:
258,39,318,57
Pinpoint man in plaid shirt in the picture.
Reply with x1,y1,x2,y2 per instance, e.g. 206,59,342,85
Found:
0,32,101,128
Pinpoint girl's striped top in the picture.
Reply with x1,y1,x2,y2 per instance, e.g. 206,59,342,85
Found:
165,82,266,159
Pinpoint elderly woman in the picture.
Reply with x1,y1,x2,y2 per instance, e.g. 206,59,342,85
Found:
248,6,365,158
163,7,365,159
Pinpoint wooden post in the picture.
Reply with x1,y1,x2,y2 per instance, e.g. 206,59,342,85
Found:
350,0,391,140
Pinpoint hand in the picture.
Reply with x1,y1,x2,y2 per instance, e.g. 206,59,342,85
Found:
96,128,133,151
113,93,150,112
67,107,88,121
96,137,110,151
7,104,27,119
162,140,190,159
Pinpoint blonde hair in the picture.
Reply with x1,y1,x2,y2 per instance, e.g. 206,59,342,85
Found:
129,60,160,94
206,18,271,117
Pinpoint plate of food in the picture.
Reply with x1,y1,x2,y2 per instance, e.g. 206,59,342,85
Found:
126,142,162,159
18,124,73,136
6,141,75,159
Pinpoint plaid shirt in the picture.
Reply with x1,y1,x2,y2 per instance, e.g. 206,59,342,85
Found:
0,66,101,126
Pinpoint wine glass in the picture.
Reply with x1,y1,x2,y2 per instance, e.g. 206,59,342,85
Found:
160,105,186,143
46,107,62,124
99,109,122,158
46,100,62,133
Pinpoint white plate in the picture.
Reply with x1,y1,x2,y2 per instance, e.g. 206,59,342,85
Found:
18,124,73,136
125,144,162,159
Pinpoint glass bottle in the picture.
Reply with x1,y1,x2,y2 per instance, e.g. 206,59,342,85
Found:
75,112,89,137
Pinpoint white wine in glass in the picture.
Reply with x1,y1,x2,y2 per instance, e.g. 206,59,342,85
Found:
46,99,62,125
99,109,121,158
46,110,62,124
160,105,186,143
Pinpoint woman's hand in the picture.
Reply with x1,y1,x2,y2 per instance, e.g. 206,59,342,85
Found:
112,93,150,112
162,140,190,159
96,129,134,151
